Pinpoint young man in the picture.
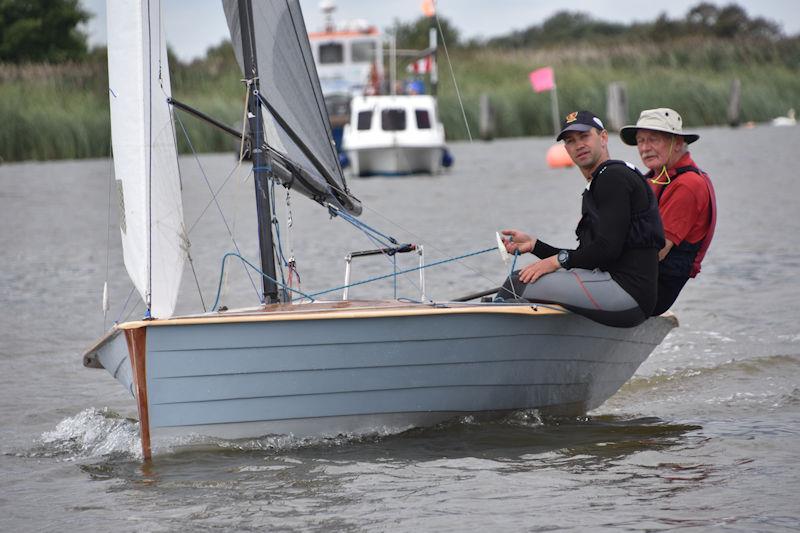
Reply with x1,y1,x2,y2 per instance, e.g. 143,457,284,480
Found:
498,110,664,327
620,108,717,315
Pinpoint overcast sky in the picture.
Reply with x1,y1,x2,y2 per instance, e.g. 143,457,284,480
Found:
80,0,800,62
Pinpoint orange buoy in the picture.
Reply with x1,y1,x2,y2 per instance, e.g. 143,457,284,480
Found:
546,143,574,168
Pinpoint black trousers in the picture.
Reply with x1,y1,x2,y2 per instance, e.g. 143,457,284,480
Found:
652,274,689,316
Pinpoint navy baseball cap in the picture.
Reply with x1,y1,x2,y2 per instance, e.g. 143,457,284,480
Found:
556,110,605,141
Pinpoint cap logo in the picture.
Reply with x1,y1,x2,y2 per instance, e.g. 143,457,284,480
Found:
565,112,578,123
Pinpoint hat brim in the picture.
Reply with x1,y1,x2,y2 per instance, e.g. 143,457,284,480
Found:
556,123,592,141
620,125,700,146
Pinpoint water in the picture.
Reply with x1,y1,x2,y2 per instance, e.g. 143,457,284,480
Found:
2,126,800,531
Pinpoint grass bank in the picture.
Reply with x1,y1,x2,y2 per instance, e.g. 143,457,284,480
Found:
436,38,800,140
2,37,799,162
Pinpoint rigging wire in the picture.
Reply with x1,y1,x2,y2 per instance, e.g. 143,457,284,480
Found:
434,9,472,142
113,285,138,326
160,77,208,313
172,109,261,302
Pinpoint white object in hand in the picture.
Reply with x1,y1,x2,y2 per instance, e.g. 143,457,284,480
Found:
496,232,510,264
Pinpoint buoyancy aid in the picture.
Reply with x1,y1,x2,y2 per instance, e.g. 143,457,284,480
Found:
576,160,666,251
654,165,717,278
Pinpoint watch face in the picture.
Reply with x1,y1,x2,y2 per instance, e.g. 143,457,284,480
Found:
558,250,568,265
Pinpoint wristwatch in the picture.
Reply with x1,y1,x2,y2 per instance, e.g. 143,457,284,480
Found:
557,249,570,269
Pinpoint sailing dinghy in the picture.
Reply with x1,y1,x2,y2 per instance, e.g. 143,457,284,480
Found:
84,0,676,460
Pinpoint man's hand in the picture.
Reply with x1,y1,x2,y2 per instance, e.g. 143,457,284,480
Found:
658,239,675,261
501,229,537,255
518,255,560,284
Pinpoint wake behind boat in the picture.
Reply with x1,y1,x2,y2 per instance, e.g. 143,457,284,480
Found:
84,0,676,460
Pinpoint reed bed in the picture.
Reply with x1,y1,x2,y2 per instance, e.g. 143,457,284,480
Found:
1,37,798,162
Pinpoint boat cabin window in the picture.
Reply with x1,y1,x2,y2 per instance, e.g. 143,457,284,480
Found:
415,110,431,129
381,109,406,131
318,42,344,64
351,41,376,63
357,111,373,130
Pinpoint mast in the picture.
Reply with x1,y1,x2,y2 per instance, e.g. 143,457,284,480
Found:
238,0,279,304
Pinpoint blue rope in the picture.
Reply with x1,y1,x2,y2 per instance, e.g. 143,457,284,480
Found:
211,245,497,308
211,252,315,311
393,253,398,299
329,206,397,247
307,246,496,299
509,250,519,278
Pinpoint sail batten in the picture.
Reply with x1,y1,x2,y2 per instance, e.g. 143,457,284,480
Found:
222,0,361,215
107,0,185,318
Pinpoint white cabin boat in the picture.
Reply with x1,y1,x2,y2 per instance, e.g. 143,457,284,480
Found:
342,94,447,176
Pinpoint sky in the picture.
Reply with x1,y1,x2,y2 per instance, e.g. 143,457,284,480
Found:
80,0,800,63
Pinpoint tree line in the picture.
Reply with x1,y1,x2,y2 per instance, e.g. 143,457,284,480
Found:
2,1,797,65
390,3,793,50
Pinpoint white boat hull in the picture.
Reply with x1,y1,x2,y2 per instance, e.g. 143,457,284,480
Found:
84,302,676,457
348,146,442,176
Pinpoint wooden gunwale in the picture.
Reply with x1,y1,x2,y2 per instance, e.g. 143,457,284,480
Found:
115,302,566,330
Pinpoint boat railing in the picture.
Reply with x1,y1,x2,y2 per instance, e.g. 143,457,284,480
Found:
343,244,425,301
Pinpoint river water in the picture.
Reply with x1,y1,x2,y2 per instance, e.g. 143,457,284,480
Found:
2,126,799,531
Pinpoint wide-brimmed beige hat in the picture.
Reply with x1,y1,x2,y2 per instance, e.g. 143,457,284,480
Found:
620,108,700,146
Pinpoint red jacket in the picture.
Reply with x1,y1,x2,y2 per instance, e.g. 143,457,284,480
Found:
650,152,716,277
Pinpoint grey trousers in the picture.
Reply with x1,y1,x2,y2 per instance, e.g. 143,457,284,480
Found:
497,268,647,328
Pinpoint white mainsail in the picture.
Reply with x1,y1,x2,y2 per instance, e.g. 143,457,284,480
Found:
107,0,185,318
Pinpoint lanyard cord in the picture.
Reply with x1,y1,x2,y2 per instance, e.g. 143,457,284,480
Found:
650,135,676,185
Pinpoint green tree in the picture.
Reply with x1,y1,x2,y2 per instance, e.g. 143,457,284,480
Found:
0,0,89,63
388,15,459,51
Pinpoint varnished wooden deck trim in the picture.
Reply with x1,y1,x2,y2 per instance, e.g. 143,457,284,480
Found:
115,301,567,330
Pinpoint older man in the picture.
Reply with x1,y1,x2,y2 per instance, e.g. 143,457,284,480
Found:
620,108,717,315
498,111,664,328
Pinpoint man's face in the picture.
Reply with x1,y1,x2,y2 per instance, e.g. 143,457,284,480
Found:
635,130,683,171
562,128,607,171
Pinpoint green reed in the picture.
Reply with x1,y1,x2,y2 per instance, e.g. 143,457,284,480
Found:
434,40,800,140
1,36,798,162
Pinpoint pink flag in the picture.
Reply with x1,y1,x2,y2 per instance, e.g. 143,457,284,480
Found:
529,67,555,93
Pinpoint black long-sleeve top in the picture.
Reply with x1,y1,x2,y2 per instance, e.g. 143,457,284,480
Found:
532,161,660,314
